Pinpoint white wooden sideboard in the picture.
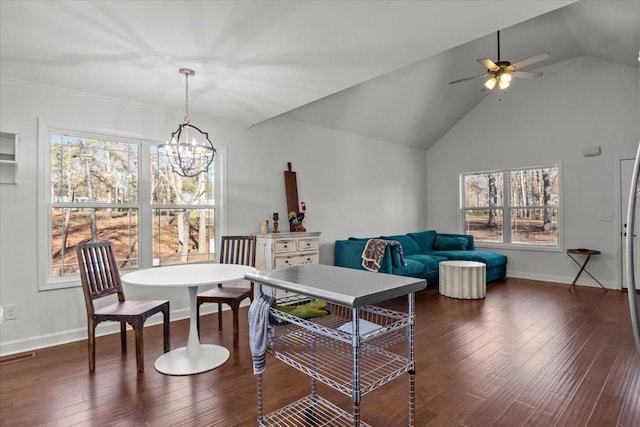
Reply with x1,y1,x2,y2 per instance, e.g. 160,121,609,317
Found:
255,231,321,271
255,232,321,298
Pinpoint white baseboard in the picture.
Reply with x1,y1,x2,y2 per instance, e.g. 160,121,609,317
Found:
0,302,249,357
506,270,619,290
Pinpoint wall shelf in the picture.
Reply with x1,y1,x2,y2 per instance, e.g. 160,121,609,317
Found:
0,131,19,184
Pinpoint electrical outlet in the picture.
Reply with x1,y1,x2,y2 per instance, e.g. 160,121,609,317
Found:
5,304,17,320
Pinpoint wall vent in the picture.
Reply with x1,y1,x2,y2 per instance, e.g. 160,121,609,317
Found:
0,352,36,365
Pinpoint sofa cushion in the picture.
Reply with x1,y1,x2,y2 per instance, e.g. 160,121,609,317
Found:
438,233,475,250
390,246,402,267
409,230,437,252
428,250,507,269
405,254,447,273
433,235,468,250
391,259,426,277
381,234,421,256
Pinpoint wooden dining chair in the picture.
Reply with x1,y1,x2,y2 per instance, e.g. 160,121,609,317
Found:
75,241,170,372
196,235,256,347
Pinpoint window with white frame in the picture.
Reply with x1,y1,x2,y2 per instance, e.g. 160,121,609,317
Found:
40,124,218,290
461,165,560,247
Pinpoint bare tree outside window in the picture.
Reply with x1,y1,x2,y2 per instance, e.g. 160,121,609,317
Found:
463,172,503,243
487,174,498,228
543,171,552,231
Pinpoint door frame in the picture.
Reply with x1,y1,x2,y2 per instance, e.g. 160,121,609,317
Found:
619,156,639,290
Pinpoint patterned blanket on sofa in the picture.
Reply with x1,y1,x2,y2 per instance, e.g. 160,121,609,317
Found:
361,239,406,272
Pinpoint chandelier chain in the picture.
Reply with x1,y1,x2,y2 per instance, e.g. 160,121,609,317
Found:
184,72,190,123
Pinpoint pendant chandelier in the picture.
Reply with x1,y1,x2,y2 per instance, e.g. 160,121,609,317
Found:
160,68,216,177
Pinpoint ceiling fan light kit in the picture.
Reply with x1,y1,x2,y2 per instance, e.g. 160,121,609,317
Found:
450,30,549,92
484,77,497,90
498,72,512,89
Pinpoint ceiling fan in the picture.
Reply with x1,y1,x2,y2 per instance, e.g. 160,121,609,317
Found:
449,31,550,92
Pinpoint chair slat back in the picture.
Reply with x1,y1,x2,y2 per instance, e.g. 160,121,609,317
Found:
76,241,125,314
219,235,256,267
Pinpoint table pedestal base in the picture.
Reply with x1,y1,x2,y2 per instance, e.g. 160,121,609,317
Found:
154,344,230,376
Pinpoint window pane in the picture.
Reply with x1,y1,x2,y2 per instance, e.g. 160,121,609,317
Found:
152,208,215,265
510,167,558,207
511,208,558,246
51,134,138,203
151,148,214,204
464,172,503,208
51,208,138,276
464,209,503,243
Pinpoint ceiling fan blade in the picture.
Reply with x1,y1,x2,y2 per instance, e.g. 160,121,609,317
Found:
478,58,499,71
513,70,544,79
449,73,489,85
511,52,550,69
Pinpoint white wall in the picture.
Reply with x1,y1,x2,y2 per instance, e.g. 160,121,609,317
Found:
0,78,427,355
5,55,634,356
234,116,429,250
427,56,640,287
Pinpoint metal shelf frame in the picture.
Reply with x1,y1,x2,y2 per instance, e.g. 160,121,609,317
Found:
249,265,424,427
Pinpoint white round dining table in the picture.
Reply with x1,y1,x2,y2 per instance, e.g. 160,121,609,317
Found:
121,263,256,375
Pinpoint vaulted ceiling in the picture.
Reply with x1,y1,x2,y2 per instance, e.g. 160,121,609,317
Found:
286,1,640,149
1,1,638,149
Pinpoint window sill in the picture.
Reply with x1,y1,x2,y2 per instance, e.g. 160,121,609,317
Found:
40,276,81,291
475,242,563,253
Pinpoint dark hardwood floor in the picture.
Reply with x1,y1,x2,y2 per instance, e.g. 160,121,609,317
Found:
1,278,639,426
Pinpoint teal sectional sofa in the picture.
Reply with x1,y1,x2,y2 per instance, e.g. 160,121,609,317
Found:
334,230,507,285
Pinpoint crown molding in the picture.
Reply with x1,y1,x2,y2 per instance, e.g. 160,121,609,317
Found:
0,76,251,130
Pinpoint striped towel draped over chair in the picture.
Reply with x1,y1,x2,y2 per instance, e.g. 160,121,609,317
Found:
248,292,276,374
